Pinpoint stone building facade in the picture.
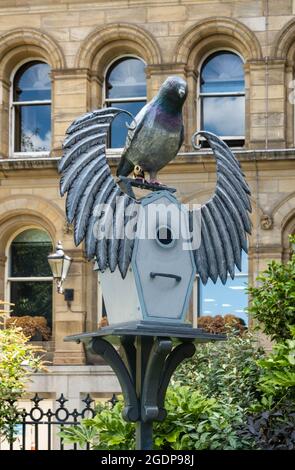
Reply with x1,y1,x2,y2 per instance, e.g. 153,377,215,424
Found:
0,0,295,398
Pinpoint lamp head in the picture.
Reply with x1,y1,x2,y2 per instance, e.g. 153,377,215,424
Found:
47,241,72,294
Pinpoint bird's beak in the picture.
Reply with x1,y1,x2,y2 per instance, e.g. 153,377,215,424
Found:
178,86,186,98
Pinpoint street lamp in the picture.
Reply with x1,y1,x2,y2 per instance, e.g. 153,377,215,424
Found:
47,241,72,294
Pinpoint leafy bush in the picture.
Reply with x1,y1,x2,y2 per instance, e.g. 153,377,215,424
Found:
247,236,295,341
60,386,253,450
60,401,135,450
198,314,246,335
0,302,45,442
238,403,295,450
173,330,264,408
257,326,295,401
238,326,295,450
154,386,252,450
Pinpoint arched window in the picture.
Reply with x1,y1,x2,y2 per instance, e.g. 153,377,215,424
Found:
105,57,146,148
8,229,53,335
12,61,51,154
200,51,245,146
198,251,248,325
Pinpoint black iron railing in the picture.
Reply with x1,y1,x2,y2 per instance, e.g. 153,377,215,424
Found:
2,393,116,450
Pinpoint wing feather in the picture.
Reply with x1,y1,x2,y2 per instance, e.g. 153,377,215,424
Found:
66,161,109,223
118,201,139,278
84,175,116,259
108,195,129,272
214,195,242,271
202,205,227,283
73,168,111,246
59,133,107,173
207,200,235,279
95,187,121,272
60,145,104,196
191,131,251,284
201,215,219,283
59,107,140,274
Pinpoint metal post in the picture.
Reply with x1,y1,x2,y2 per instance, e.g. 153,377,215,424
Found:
68,327,224,451
135,336,153,450
136,420,153,451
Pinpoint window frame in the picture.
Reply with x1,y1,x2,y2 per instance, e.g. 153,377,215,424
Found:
10,59,52,158
197,48,245,146
103,55,147,149
5,226,53,320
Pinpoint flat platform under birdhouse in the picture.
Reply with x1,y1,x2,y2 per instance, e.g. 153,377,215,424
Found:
64,321,225,345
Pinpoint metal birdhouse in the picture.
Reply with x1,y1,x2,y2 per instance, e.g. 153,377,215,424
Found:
98,190,196,325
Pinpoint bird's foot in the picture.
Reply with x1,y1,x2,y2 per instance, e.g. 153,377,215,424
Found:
149,178,162,185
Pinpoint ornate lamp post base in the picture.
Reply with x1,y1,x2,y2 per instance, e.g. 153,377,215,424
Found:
65,322,224,450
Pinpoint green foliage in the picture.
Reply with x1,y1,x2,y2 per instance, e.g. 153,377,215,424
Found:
0,303,45,442
60,401,135,450
154,386,252,450
60,387,253,450
257,325,295,402
173,330,264,408
247,236,295,341
238,326,295,449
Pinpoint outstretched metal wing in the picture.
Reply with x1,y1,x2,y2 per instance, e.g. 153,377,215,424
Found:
58,107,140,278
191,131,251,285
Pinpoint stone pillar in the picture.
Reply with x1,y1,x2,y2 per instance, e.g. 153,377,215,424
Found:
247,59,286,149
89,72,103,110
285,62,294,148
0,254,6,302
0,78,10,158
185,68,198,151
53,248,88,365
51,69,91,156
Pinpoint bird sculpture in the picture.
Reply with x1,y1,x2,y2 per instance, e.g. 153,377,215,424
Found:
116,76,187,183
58,76,251,282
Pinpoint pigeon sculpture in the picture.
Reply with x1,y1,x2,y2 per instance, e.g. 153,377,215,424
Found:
116,76,187,183
58,76,251,281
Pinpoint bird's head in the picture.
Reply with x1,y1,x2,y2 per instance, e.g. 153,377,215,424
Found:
157,76,188,110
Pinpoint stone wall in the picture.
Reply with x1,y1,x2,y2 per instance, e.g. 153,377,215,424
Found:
0,1,295,153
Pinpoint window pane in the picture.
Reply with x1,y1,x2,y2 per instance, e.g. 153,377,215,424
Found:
10,229,52,277
107,58,146,99
10,281,52,329
201,52,244,93
200,275,248,324
201,96,245,136
14,62,51,101
109,101,146,148
14,104,51,152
